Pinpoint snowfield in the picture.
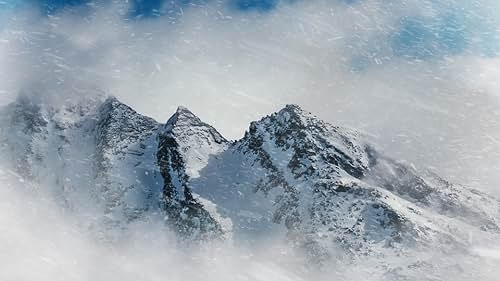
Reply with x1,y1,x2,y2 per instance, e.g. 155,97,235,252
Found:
0,95,499,280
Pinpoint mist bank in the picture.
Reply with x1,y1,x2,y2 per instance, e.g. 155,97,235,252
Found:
1,95,500,281
1,1,500,278
1,1,500,195
0,163,499,281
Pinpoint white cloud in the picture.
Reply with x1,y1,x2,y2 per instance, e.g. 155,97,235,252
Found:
0,165,499,281
1,2,500,279
0,1,499,192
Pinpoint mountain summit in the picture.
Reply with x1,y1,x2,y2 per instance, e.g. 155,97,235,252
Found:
1,95,499,263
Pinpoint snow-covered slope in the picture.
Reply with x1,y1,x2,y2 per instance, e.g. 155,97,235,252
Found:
1,95,499,262
191,104,500,261
0,95,164,233
157,106,228,239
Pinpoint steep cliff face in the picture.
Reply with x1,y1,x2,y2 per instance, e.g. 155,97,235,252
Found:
225,104,500,259
1,95,499,262
157,106,228,239
1,95,50,180
0,95,164,230
93,97,162,225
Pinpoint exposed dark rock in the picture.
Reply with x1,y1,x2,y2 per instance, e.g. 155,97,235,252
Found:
2,95,499,262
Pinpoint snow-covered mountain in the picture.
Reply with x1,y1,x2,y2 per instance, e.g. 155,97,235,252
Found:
1,95,499,262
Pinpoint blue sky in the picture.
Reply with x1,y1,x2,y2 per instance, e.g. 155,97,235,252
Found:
1,0,498,62
0,0,280,14
1,0,500,189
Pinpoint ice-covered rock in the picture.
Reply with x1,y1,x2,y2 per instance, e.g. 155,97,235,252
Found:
1,95,499,261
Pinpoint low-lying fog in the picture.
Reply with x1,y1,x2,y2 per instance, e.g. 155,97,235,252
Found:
1,1,500,280
1,165,499,281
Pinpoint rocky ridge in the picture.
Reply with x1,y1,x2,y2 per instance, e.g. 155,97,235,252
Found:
1,95,499,262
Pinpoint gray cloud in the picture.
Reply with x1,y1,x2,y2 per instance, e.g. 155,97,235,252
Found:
1,2,500,280
0,164,499,281
0,0,499,194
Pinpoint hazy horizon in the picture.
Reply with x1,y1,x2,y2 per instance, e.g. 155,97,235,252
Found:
1,1,500,280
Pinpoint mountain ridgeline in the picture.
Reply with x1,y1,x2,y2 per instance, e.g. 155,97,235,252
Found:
1,95,499,262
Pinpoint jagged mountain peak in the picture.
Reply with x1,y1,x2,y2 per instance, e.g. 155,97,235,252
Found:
175,105,195,115
100,95,120,106
158,104,228,186
95,96,160,130
98,95,140,116
261,103,309,128
3,96,500,270
157,105,228,238
163,105,227,144
280,103,305,114
243,103,370,180
279,104,307,117
249,103,346,142
95,96,159,156
165,105,210,131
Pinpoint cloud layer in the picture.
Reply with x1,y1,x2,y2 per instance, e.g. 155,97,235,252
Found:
1,0,500,193
1,163,500,281
1,2,500,280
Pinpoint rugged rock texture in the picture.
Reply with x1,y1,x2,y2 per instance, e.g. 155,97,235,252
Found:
157,106,227,239
227,105,500,259
1,95,499,259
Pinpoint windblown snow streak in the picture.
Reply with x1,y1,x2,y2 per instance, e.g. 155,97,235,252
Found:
1,1,500,195
0,95,499,280
1,1,500,280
